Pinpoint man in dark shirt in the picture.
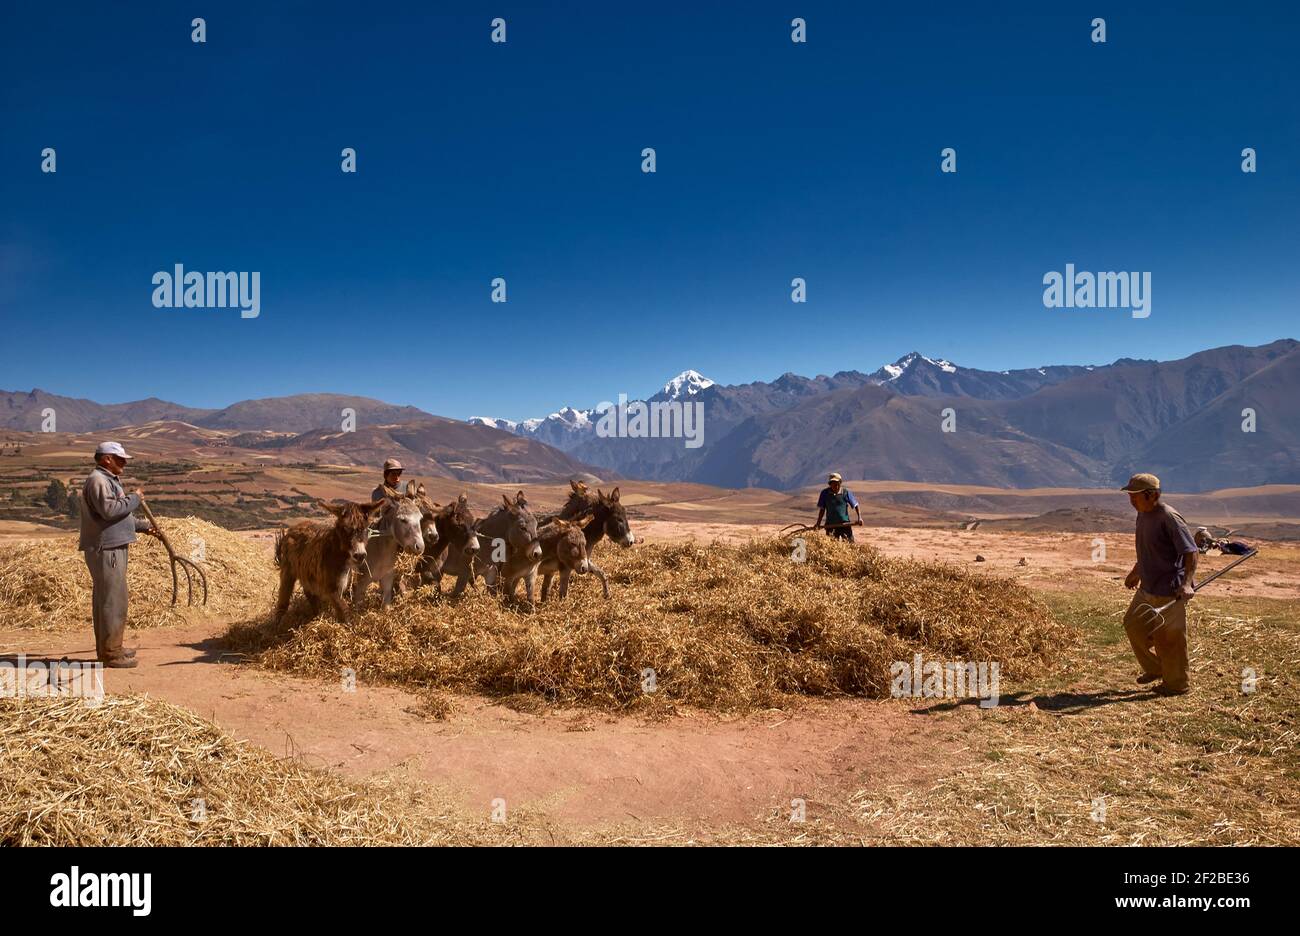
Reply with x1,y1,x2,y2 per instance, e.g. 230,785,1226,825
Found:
1120,473,1198,695
814,473,862,541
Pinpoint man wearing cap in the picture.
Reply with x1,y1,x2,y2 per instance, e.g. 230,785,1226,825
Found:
372,459,404,503
1120,473,1199,695
814,473,863,541
79,442,157,668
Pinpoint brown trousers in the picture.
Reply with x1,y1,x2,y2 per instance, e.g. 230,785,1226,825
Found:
1122,588,1190,692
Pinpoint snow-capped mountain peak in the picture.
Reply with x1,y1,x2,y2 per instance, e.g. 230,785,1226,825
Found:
657,369,715,400
547,406,594,428
875,352,960,381
468,416,517,431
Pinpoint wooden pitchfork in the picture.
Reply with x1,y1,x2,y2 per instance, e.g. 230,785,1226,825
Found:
138,500,209,607
778,520,860,540
1135,548,1258,632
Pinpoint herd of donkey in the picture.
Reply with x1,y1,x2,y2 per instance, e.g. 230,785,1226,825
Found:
272,481,637,625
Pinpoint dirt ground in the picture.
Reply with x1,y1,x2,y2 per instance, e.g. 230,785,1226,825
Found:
0,618,965,831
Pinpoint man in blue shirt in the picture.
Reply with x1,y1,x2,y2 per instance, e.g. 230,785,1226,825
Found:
814,472,862,541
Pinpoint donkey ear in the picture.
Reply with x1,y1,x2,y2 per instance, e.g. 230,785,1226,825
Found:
416,483,426,496
321,501,344,517
608,487,620,502
570,480,583,493
515,490,527,506
404,480,417,497
365,499,387,515
458,493,468,505
502,494,513,509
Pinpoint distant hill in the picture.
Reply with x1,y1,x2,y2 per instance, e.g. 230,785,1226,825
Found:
0,389,210,432
0,389,435,434
192,394,435,432
255,418,607,484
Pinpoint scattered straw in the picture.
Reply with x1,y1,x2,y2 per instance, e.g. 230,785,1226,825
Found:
850,592,1300,845
0,517,276,630
0,693,527,846
228,535,1072,713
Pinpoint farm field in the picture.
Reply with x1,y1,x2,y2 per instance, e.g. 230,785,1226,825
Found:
2,478,1297,846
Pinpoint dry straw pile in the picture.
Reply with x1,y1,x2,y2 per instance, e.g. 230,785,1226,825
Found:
0,693,519,846
229,535,1072,712
0,517,275,630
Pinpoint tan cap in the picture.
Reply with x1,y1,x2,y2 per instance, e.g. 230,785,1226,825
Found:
828,472,842,483
1120,472,1160,493
383,459,403,472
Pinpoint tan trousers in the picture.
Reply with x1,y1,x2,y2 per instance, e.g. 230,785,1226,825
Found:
84,546,129,660
1122,589,1190,692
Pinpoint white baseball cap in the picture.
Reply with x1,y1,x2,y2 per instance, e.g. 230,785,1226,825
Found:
94,441,132,459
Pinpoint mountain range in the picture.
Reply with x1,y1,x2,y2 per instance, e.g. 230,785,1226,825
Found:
0,390,432,434
0,393,602,485
4,339,1297,491
467,339,1300,492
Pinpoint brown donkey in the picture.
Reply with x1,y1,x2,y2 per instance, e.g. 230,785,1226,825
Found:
539,485,634,598
538,517,608,600
539,479,596,527
273,499,385,624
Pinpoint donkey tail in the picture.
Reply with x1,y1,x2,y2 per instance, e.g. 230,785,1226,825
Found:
273,528,287,569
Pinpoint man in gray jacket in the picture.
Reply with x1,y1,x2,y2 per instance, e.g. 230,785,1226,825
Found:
79,441,157,667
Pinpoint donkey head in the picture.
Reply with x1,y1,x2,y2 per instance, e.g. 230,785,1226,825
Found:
442,494,480,555
547,518,589,573
500,491,542,561
596,487,635,547
557,479,597,521
379,482,425,555
413,482,440,550
323,499,386,566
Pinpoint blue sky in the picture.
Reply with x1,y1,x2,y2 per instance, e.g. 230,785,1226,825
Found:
2,1,1297,420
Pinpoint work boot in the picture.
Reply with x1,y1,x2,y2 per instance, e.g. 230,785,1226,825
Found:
99,655,138,669
1136,672,1161,685
1153,683,1189,696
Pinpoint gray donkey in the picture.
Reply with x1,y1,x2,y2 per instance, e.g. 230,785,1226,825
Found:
352,481,432,608
478,491,544,602
422,494,484,596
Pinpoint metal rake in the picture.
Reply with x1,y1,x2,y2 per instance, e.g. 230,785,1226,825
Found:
1135,548,1257,631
